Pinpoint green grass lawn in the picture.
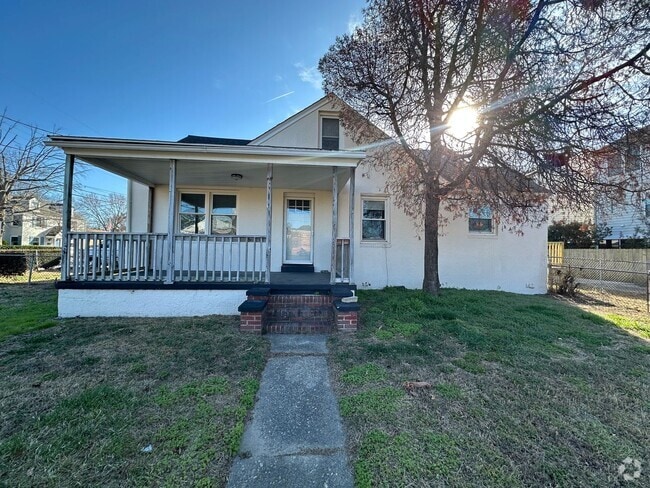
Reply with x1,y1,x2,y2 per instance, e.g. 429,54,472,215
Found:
329,288,650,487
0,283,268,487
0,282,58,340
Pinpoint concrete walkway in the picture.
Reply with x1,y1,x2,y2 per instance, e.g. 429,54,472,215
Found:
227,335,353,487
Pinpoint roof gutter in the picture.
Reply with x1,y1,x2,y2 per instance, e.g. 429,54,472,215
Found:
46,136,366,166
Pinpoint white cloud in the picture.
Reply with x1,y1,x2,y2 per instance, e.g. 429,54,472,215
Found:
347,13,362,34
295,63,323,90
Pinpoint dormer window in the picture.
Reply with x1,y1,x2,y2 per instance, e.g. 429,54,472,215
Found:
321,118,340,150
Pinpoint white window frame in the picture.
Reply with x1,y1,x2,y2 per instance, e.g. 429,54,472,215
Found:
177,191,238,235
283,193,315,264
320,115,340,150
468,206,497,236
178,192,208,235
360,195,390,246
210,193,238,236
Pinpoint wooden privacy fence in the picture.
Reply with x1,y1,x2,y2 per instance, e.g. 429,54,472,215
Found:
564,248,650,268
548,241,564,265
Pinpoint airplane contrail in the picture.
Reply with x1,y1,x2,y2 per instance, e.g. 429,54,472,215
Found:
265,91,295,103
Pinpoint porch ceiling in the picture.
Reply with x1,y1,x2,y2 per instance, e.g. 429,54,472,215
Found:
47,136,365,190
82,157,353,190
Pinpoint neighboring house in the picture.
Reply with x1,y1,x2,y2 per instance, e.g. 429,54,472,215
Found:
2,197,85,246
547,196,594,227
594,127,650,246
47,95,548,321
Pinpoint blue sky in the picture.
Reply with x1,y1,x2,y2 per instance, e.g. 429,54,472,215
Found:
1,0,365,195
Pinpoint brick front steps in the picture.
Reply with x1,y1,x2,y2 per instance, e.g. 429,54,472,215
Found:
238,286,359,334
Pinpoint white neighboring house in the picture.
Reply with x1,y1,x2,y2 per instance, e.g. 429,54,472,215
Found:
46,95,548,318
548,196,594,227
2,197,85,247
594,128,650,245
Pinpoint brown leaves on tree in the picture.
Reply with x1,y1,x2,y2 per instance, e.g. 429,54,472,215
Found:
320,0,649,293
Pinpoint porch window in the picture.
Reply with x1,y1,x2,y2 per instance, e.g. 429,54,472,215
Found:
322,118,340,150
211,194,237,235
179,192,238,235
469,206,494,234
179,193,206,234
362,198,387,241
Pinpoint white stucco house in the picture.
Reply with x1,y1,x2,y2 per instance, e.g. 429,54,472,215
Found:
46,95,547,325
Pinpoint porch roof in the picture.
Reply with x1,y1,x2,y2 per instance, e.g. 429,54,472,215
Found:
46,135,365,189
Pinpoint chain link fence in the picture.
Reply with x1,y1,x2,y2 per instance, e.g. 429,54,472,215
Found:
0,248,61,284
548,253,648,314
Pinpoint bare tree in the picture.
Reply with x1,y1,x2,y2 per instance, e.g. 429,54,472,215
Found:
78,193,127,232
0,113,63,240
320,0,649,294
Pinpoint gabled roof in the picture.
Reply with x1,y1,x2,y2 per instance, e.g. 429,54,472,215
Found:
177,135,252,145
249,93,391,148
249,95,333,145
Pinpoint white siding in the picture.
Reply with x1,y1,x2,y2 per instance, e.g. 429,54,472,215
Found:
122,98,548,294
352,163,548,294
597,196,647,239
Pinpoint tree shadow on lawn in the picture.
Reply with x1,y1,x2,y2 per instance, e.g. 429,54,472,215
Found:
329,287,650,488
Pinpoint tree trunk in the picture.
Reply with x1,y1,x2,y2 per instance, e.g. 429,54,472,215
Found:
422,179,441,295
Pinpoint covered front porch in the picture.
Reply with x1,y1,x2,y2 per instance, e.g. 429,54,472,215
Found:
47,136,364,288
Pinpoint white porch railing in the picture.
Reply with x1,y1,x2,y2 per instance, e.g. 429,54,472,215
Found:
335,238,351,283
173,234,266,282
65,232,266,283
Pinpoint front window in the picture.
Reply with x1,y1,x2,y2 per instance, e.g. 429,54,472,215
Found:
211,195,237,235
607,155,623,177
32,216,45,227
321,118,340,150
625,144,642,174
179,192,238,235
469,206,494,234
179,193,206,234
10,236,21,245
362,199,387,241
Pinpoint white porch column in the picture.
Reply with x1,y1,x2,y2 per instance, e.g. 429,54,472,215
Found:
147,186,154,233
265,163,273,284
60,154,75,281
165,159,177,284
331,166,338,284
349,166,355,284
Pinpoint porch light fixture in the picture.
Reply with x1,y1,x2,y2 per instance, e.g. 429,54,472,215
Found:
231,173,243,181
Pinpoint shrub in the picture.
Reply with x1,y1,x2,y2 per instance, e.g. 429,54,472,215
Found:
0,253,27,277
548,267,579,296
